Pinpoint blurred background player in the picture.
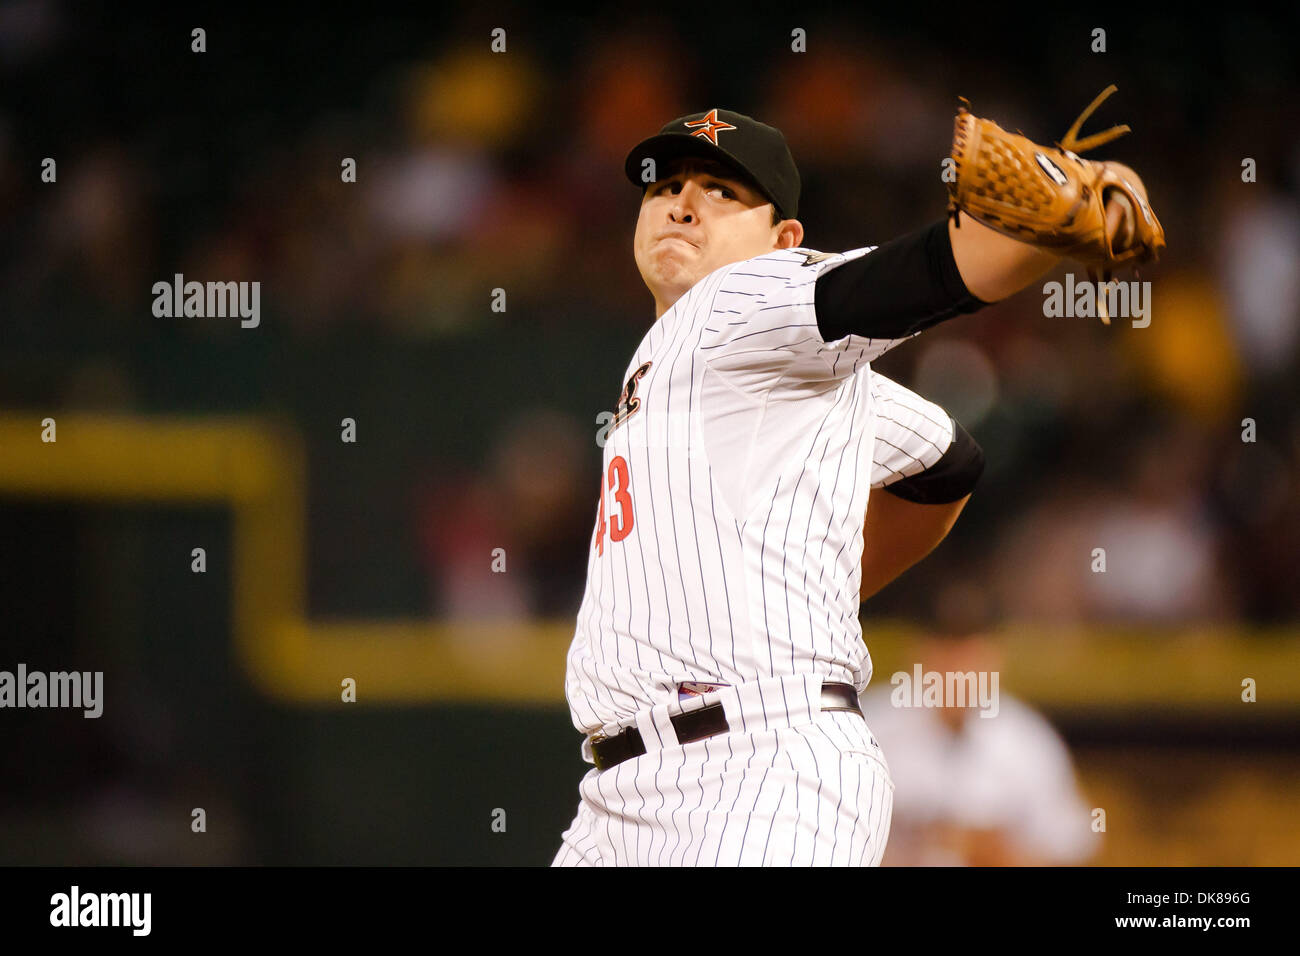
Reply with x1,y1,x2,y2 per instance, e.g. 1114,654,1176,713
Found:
860,583,1095,866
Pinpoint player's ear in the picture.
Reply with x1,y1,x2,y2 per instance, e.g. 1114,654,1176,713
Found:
775,218,804,249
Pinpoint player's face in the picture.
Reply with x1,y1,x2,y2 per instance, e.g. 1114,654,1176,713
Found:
634,159,798,317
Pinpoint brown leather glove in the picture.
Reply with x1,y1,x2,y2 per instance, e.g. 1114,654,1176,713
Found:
946,85,1166,323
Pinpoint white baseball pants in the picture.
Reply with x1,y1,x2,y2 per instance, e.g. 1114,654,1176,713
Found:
553,674,894,867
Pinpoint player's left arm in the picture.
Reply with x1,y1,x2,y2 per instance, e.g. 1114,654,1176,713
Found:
945,210,1061,303
811,165,1150,343
946,162,1148,303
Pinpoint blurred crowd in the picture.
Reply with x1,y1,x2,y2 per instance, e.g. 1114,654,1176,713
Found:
3,6,1298,626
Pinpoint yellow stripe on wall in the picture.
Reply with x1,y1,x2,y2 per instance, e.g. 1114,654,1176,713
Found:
2,413,1296,707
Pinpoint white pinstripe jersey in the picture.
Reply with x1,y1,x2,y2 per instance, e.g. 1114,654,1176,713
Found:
565,246,955,739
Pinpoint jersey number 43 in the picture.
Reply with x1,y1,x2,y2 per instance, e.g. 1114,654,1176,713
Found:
594,455,635,555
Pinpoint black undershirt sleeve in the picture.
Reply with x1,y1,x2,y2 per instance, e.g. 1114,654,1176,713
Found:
882,417,985,505
814,219,990,343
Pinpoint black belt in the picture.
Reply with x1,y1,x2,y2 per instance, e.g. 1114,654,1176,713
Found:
590,682,861,772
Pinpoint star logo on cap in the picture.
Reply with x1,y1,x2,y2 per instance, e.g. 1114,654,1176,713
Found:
684,109,736,146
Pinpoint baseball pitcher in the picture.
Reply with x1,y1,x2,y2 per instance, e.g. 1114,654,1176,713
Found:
552,93,1163,866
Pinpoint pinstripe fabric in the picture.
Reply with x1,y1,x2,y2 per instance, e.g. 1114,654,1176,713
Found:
867,373,955,489
565,248,929,738
552,679,894,867
558,247,942,867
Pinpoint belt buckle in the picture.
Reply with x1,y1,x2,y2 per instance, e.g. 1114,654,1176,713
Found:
588,730,610,772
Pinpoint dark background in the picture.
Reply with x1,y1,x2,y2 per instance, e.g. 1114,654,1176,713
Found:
1,2,1297,864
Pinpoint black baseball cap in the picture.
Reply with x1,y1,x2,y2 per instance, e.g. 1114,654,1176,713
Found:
624,108,801,220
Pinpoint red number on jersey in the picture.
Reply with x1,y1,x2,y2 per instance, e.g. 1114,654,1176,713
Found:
608,456,634,542
594,455,635,553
